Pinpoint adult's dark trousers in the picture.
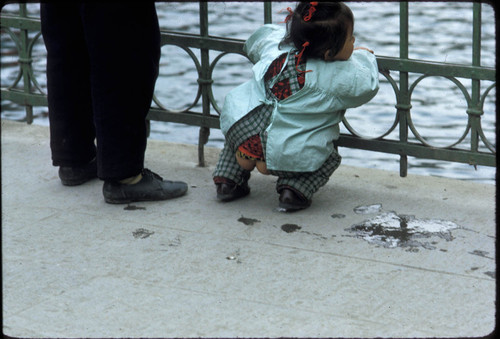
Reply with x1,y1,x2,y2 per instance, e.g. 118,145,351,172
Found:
40,3,161,181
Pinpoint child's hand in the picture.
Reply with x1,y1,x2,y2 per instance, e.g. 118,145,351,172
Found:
354,46,374,54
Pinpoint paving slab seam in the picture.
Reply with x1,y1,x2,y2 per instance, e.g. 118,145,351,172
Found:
256,241,495,281
43,208,207,235
151,229,495,282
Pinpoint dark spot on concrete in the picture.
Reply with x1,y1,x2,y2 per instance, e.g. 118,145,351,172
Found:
300,230,328,240
132,228,154,239
168,235,181,247
331,213,346,219
281,224,302,233
226,249,242,263
238,216,261,226
484,271,495,279
470,250,494,260
470,250,488,257
124,204,146,211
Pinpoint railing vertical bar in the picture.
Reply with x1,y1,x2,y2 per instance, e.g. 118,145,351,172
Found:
264,2,272,24
198,1,210,166
19,3,33,124
469,2,482,154
398,2,410,177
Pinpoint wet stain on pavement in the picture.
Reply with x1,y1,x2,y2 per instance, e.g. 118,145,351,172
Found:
168,235,181,247
331,213,346,219
226,248,242,263
484,271,496,279
469,250,494,260
300,230,328,240
346,211,459,250
281,224,302,233
124,204,146,211
132,228,154,239
238,216,261,226
354,203,383,215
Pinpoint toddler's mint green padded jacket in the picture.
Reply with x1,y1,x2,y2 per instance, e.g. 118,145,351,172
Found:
221,24,379,172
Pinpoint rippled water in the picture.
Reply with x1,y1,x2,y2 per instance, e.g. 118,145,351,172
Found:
1,2,496,184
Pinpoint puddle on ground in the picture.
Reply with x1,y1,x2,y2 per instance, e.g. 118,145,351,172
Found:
281,224,302,233
346,211,459,250
238,216,261,226
124,204,146,211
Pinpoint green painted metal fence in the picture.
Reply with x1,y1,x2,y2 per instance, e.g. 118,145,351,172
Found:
1,2,495,175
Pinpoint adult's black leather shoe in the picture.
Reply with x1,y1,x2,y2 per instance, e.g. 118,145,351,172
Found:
278,188,311,211
59,159,98,186
103,168,188,204
216,181,250,202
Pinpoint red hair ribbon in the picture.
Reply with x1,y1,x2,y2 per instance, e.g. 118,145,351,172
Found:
296,41,313,74
303,2,318,21
279,7,294,24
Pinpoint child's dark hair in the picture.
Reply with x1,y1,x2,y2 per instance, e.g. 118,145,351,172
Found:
280,2,354,60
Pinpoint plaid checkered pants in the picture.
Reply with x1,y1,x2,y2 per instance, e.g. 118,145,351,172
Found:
213,136,341,200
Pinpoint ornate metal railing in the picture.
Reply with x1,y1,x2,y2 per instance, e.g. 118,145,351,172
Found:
1,2,495,175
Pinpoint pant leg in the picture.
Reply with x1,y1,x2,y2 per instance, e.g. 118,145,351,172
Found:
80,3,161,180
41,3,96,167
269,149,342,200
212,142,251,186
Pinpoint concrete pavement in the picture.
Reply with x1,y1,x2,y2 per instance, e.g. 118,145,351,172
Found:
2,120,496,337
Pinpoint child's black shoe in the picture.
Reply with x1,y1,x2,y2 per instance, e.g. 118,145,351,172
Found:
216,181,250,202
278,188,311,211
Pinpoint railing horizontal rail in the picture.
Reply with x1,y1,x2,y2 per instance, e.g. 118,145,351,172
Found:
147,107,220,129
161,31,497,81
0,13,40,30
161,31,244,54
376,56,496,81
336,135,495,167
1,89,47,107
